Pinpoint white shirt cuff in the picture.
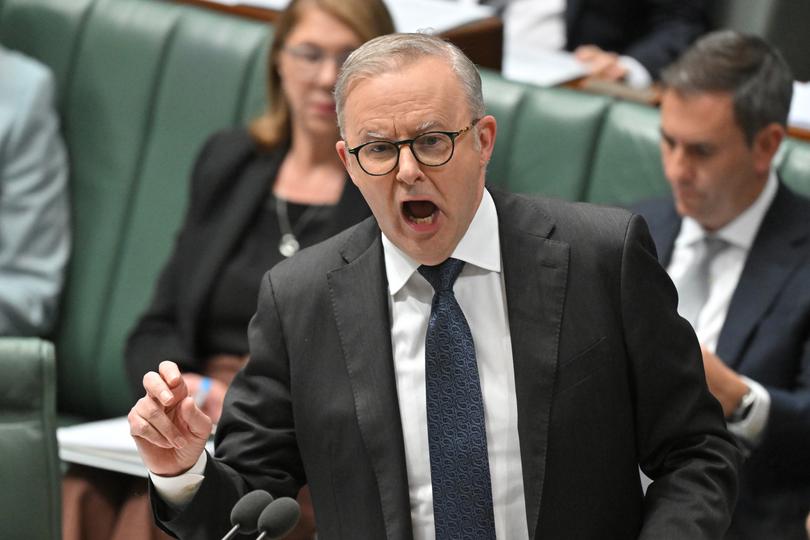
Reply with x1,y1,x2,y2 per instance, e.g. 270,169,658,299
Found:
149,451,208,510
618,55,653,89
726,376,771,446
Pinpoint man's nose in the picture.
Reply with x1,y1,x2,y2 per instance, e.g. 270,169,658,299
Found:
665,147,694,183
396,145,423,185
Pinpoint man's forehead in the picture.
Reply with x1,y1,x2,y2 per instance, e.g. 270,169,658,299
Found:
343,60,467,138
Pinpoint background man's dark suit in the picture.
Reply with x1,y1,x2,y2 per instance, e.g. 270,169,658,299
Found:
566,0,707,78
636,182,810,540
490,0,708,78
155,189,738,539
566,0,707,77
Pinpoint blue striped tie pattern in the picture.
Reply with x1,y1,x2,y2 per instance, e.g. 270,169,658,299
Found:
418,258,496,539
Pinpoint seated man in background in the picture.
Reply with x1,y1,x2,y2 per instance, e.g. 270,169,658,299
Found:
635,30,810,540
0,45,70,336
487,0,707,87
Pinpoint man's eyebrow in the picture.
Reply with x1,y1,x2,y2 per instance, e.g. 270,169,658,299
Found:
363,130,390,139
416,120,440,132
357,120,442,141
659,128,715,153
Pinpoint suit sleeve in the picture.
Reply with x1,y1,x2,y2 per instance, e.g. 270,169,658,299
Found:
753,317,810,477
622,0,707,79
619,214,740,538
0,63,70,336
152,270,304,539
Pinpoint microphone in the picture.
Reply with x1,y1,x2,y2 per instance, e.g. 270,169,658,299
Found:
255,497,301,540
221,489,274,540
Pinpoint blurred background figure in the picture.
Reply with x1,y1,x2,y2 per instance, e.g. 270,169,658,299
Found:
62,1,394,539
482,0,708,88
0,45,70,337
635,31,810,540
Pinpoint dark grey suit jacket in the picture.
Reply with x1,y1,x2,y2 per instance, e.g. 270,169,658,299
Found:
635,182,810,540
156,189,739,539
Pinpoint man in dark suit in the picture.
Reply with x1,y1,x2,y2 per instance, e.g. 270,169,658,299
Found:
634,31,810,540
129,33,739,539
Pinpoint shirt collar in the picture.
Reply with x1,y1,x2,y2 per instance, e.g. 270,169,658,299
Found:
382,189,501,296
676,169,778,250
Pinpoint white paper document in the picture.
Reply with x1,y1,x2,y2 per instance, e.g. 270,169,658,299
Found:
789,81,810,131
503,47,587,87
58,416,215,478
208,0,496,34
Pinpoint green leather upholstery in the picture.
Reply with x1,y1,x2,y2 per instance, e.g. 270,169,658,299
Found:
506,87,610,200
584,101,668,206
480,68,528,189
780,139,810,197
91,4,270,416
0,338,60,540
0,0,95,106
0,0,270,418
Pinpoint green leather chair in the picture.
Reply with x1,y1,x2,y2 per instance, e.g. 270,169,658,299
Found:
0,0,270,419
504,87,611,200
780,138,810,197
0,338,61,540
480,68,529,190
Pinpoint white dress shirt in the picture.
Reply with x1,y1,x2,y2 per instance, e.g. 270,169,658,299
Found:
153,190,530,538
668,171,778,445
382,189,528,540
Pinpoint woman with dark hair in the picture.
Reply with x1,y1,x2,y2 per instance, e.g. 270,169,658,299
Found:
63,2,395,538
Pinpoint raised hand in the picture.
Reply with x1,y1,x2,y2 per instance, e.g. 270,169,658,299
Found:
128,360,213,476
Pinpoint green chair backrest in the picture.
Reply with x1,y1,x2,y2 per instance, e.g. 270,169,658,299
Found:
0,0,270,418
0,338,60,540
584,101,668,207
780,138,810,198
480,68,528,190
504,86,610,199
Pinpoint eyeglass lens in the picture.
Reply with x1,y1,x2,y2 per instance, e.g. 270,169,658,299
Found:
358,132,455,175
285,45,353,73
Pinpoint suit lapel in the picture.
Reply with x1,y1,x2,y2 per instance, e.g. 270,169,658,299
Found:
327,220,413,539
717,185,810,367
492,191,569,539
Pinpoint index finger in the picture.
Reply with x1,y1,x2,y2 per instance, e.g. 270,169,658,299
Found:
159,360,183,387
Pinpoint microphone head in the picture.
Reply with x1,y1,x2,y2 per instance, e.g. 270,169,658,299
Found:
257,497,301,539
230,489,274,534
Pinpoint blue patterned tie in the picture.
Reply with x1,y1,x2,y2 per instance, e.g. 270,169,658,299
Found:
419,258,496,539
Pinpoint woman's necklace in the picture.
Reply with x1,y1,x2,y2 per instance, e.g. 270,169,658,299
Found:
276,197,317,258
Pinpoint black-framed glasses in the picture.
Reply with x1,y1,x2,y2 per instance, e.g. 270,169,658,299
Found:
347,119,481,176
283,44,355,77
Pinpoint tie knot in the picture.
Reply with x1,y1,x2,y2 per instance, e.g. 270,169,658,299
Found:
419,258,465,293
702,235,729,257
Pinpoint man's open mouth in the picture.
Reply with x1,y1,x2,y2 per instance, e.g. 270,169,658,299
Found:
402,200,438,224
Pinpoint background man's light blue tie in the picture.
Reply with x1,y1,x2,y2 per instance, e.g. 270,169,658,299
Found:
419,258,496,539
678,236,729,328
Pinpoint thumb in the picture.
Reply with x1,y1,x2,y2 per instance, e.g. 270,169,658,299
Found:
177,396,214,442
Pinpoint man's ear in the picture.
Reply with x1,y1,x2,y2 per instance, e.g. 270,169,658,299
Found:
476,114,497,166
336,140,351,169
752,123,785,176
336,140,360,186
